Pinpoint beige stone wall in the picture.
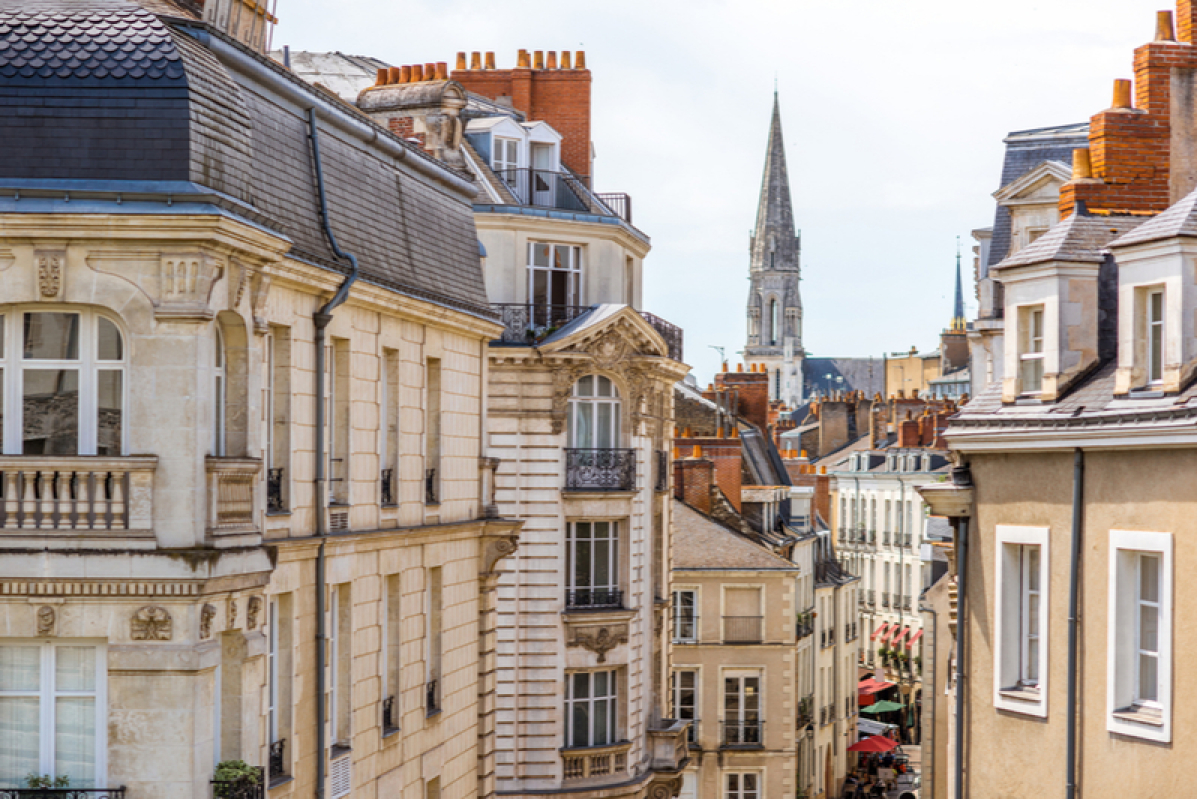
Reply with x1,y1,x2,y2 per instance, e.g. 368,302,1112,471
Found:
961,448,1196,798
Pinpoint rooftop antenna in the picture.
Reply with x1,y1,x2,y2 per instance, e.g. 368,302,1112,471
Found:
708,345,726,363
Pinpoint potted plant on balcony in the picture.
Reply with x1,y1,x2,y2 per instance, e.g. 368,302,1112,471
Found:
22,774,69,797
213,760,263,799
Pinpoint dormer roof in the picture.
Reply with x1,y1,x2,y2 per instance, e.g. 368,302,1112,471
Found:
992,160,1072,205
1108,191,1198,249
993,212,1144,270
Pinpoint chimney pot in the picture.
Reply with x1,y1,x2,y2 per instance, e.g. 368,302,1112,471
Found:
517,49,530,68
574,50,586,69
560,51,571,69
425,63,437,81
375,68,388,86
800,449,808,459
455,52,466,71
672,446,679,459
1155,10,1176,40
436,62,449,80
1112,78,1133,108
546,51,557,69
737,363,744,372
717,427,726,439
470,51,481,69
533,50,544,69
819,466,826,475
692,445,703,459
722,361,729,372
410,64,423,81
484,51,496,69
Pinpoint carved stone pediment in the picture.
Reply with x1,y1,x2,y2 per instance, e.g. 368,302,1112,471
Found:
566,622,629,663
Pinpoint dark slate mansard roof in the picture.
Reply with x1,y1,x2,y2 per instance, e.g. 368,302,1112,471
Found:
0,0,494,318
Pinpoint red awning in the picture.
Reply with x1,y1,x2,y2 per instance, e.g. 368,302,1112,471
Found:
891,626,910,646
858,677,896,694
906,629,924,649
870,622,888,641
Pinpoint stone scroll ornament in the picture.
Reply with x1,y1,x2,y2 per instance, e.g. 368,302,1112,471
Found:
131,606,173,641
200,604,217,639
483,535,519,574
569,625,629,663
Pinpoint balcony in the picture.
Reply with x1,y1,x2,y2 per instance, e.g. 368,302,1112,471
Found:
822,627,836,649
491,304,684,360
268,738,288,785
380,468,396,507
723,615,763,643
647,718,690,772
1,792,128,799
882,594,890,609
212,766,263,799
797,695,814,728
564,449,636,492
382,695,398,735
493,167,616,215
594,192,632,223
0,455,156,539
796,614,814,639
566,589,624,610
426,678,440,717
720,720,764,748
562,740,631,781
206,456,261,537
902,598,912,612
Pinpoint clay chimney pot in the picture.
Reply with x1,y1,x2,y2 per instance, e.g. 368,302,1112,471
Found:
410,64,423,81
398,65,411,83
533,50,544,69
737,363,744,372
517,49,530,68
547,51,557,69
484,51,496,70
375,68,388,86
1156,10,1176,40
561,51,572,69
435,62,448,80
455,52,466,71
470,51,481,70
1112,78,1133,108
425,63,437,81
692,445,703,459
574,51,586,69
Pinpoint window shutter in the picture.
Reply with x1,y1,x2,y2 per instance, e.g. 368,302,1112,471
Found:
330,754,352,798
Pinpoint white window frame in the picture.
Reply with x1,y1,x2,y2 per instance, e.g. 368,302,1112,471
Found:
994,525,1049,717
568,375,620,449
672,589,698,644
0,308,128,456
527,242,583,315
725,771,761,799
214,324,226,457
1019,305,1045,395
564,669,619,749
721,670,762,745
268,599,279,743
0,640,108,789
566,520,620,607
1145,288,1164,385
1107,529,1173,742
671,669,698,739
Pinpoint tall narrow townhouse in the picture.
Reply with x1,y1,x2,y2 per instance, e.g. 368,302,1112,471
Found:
0,3,521,799
926,6,1196,796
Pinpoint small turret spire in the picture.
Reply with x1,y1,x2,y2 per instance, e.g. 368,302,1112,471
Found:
951,237,966,331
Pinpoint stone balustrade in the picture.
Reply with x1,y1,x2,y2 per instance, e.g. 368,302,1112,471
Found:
561,740,631,781
206,456,262,538
0,455,156,535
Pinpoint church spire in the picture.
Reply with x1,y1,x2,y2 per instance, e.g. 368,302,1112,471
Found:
750,92,799,274
951,238,966,331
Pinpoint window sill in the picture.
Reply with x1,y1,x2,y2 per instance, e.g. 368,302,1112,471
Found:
268,774,295,790
382,726,401,739
999,686,1041,702
1113,706,1163,727
266,509,292,517
330,744,352,759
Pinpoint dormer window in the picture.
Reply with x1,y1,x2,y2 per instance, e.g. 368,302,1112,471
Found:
1019,305,1045,395
493,137,520,197
1145,288,1164,385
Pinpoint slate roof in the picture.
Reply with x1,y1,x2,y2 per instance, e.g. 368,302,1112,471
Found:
984,123,1089,276
802,357,885,397
672,500,797,571
1108,191,1197,249
0,0,495,317
993,212,1144,270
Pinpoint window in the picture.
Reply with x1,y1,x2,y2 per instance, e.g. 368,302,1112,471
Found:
725,773,759,799
527,243,582,325
493,137,520,195
0,310,125,455
567,521,620,608
1108,530,1173,742
330,584,351,749
767,298,779,345
381,349,399,507
1019,305,1045,395
723,587,762,643
1146,289,1164,384
569,376,620,449
426,567,443,715
722,674,761,746
267,327,291,512
671,670,698,744
214,325,225,456
565,670,618,748
672,589,698,643
268,595,293,778
425,357,441,505
383,575,400,733
0,642,106,788
994,525,1049,716
328,338,350,505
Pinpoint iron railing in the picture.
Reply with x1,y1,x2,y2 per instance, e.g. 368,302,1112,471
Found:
0,792,128,799
594,192,632,222
493,167,598,213
266,467,285,513
382,694,397,733
380,468,395,506
566,588,623,609
720,720,764,748
268,738,287,783
212,767,264,799
492,303,591,345
902,598,912,611
823,628,836,649
893,593,901,609
654,449,670,492
564,448,636,491
723,615,763,643
882,594,891,609
797,695,814,727
882,531,891,546
638,311,684,361
426,678,440,716
796,618,814,639
685,719,699,745
425,468,438,504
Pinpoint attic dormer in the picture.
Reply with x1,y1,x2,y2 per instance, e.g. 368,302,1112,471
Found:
992,208,1143,403
993,160,1074,251
1108,191,1198,395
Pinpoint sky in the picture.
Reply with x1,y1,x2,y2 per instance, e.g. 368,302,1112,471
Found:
275,0,1169,382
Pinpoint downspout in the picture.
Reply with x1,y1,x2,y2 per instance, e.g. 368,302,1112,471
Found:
308,106,360,799
918,603,936,798
954,514,967,799
1066,449,1084,799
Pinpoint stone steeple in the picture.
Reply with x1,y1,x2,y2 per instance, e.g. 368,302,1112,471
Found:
951,243,966,331
745,93,804,405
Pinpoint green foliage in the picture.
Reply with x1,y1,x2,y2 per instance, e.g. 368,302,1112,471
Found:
214,760,261,784
25,774,70,788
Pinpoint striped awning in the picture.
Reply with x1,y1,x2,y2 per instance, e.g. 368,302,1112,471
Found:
906,629,924,649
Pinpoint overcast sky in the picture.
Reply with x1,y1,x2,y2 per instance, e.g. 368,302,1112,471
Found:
275,0,1167,381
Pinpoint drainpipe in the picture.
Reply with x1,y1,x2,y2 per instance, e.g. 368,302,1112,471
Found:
1066,449,1084,799
953,515,967,799
918,603,936,798
308,106,360,799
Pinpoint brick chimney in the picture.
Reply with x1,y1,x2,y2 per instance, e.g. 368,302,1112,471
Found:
673,434,744,511
451,50,593,178
898,411,920,448
674,448,715,515
714,366,770,434
1059,4,1198,215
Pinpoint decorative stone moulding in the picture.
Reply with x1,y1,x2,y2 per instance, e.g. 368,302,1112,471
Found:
35,250,65,300
200,603,217,639
483,534,519,574
130,605,172,641
156,252,222,320
36,606,56,637
567,624,629,663
227,597,238,629
247,596,262,629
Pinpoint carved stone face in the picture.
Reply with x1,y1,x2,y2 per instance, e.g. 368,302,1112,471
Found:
36,606,55,636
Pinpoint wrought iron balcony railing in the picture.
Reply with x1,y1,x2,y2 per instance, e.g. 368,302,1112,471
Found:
382,694,398,734
723,615,763,643
565,588,624,610
720,720,764,748
797,695,814,727
1,792,128,799
426,678,440,716
380,468,395,507
796,619,814,639
425,467,438,504
638,311,684,361
489,303,684,360
212,767,264,799
267,466,286,513
594,192,632,222
564,448,636,491
268,738,287,784
493,167,601,214
893,593,901,608
685,718,699,746
882,594,891,608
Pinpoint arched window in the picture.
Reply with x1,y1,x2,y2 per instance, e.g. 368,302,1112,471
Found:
213,326,226,456
767,298,780,345
0,308,125,455
569,375,620,449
